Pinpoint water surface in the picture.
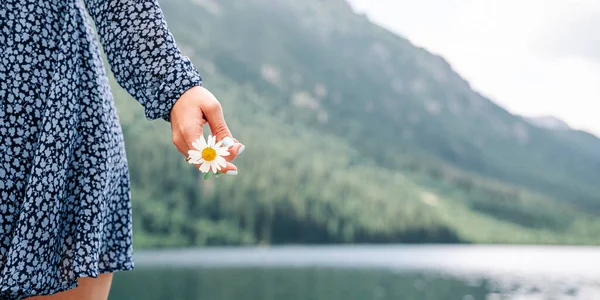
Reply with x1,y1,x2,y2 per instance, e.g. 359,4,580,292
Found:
109,245,600,300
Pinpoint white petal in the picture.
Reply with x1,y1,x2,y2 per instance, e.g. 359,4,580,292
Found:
192,141,201,150
199,162,210,173
187,151,202,164
216,156,227,167
209,135,217,147
217,148,230,156
188,149,201,156
196,136,207,149
215,141,223,148
211,161,219,173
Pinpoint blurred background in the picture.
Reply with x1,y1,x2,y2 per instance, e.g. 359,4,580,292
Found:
105,0,600,299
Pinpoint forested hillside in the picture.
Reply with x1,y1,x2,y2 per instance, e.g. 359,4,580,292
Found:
105,0,600,247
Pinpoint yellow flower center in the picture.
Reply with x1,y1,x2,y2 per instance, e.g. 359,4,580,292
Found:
202,147,217,161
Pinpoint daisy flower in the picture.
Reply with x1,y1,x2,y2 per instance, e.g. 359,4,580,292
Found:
187,135,230,173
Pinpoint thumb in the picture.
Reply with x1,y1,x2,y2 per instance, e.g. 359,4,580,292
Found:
200,91,234,146
204,103,234,147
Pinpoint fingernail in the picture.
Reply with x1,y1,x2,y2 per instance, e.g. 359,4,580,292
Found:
223,137,234,148
226,170,238,176
238,144,246,155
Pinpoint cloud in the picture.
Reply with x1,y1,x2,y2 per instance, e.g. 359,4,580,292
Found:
534,7,600,63
347,0,600,135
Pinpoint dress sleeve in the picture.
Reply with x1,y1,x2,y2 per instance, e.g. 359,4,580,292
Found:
84,0,203,121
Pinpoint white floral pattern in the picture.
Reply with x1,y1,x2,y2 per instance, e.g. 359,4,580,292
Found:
0,0,202,298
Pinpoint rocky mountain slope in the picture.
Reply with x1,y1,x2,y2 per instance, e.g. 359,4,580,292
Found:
107,0,600,246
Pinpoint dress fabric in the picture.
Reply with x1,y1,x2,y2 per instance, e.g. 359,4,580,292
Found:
0,0,202,298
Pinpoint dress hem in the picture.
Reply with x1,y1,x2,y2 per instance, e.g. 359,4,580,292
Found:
9,262,135,300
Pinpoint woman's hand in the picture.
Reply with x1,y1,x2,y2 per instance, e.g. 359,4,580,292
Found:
170,86,244,175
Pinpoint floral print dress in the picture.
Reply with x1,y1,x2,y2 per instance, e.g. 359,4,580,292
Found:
0,0,202,298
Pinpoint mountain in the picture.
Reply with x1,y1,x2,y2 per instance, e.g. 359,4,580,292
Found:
525,116,571,131
108,0,600,247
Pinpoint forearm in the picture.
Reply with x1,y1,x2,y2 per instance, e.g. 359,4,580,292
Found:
84,0,202,121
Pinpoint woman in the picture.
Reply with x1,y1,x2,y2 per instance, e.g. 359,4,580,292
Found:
0,0,244,299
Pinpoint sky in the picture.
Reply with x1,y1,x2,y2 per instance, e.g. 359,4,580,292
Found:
348,0,600,135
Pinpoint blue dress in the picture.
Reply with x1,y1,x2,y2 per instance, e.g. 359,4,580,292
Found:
0,0,202,298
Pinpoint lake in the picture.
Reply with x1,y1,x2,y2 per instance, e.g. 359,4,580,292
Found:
109,245,600,300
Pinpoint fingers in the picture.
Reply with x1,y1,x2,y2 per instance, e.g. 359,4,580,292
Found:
171,107,207,157
217,162,238,175
172,134,188,157
200,90,233,143
224,143,245,162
